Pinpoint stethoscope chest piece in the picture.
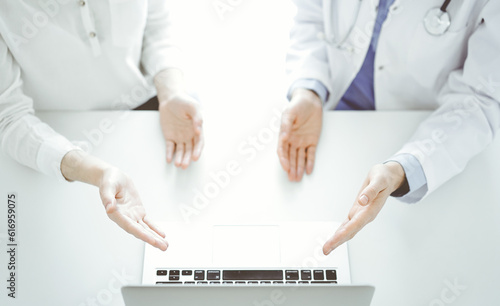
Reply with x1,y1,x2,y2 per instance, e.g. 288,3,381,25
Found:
424,7,451,36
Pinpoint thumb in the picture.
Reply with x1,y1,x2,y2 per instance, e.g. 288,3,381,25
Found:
189,104,203,136
100,183,118,214
277,111,296,172
357,179,385,206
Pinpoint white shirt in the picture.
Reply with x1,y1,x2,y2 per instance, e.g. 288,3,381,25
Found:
0,0,182,179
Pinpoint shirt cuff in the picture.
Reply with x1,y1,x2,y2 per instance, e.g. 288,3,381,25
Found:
36,134,81,182
385,153,429,204
287,79,330,104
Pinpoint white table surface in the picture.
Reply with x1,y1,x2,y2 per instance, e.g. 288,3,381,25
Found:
1,110,499,306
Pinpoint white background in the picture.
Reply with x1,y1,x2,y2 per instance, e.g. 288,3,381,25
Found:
167,0,296,121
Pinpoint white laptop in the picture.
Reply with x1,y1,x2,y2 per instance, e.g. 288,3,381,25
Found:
122,285,375,306
121,221,375,305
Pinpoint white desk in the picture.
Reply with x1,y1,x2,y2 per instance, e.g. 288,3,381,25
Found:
1,111,499,306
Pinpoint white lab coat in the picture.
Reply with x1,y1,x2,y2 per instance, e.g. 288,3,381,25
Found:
288,0,500,201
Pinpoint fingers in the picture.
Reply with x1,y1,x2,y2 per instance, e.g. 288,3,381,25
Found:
174,143,185,167
277,107,319,180
280,144,314,182
278,113,294,173
277,140,290,173
172,137,202,168
139,219,169,251
323,167,394,255
192,132,204,161
288,147,307,182
192,112,203,137
323,214,366,255
123,218,168,251
165,140,175,164
108,210,168,251
181,141,193,169
288,146,298,181
296,147,306,181
305,146,316,175
99,169,168,252
143,216,166,238
161,95,203,167
185,100,203,136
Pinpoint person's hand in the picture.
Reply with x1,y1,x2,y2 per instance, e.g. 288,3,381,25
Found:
155,69,203,169
99,167,169,251
61,150,168,251
278,88,323,181
158,93,204,169
323,162,406,255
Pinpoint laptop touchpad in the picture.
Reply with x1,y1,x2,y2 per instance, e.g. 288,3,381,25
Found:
212,225,280,267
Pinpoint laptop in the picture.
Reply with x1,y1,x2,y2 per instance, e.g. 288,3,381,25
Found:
122,221,375,305
122,285,375,306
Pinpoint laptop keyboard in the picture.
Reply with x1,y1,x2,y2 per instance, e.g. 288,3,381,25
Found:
155,269,337,285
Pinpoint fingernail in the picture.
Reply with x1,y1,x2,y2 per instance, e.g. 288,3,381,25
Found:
359,195,369,205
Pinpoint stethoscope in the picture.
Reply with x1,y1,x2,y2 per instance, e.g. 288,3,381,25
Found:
424,0,452,36
318,0,453,48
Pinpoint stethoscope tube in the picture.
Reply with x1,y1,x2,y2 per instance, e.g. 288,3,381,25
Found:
440,0,452,12
319,0,453,47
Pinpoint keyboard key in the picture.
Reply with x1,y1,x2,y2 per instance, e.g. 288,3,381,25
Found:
223,281,234,284
169,275,180,281
273,281,284,284
170,270,180,276
210,281,221,284
299,281,310,284
156,282,182,285
182,270,193,276
301,270,312,280
326,270,337,281
223,270,283,280
194,270,205,280
285,270,299,280
235,281,246,284
313,270,324,280
286,281,297,284
156,270,167,276
207,270,221,280
261,281,271,284
311,281,337,284
185,281,195,284
197,281,208,284
248,281,259,284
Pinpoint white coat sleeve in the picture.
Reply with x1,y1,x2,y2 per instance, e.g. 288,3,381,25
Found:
141,0,184,78
0,34,78,180
393,1,500,202
286,0,331,94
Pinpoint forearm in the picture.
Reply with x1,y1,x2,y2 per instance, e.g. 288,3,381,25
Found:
60,150,112,186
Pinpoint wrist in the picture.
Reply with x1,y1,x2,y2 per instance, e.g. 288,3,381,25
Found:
61,150,112,186
154,68,186,103
291,88,322,108
385,161,407,192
